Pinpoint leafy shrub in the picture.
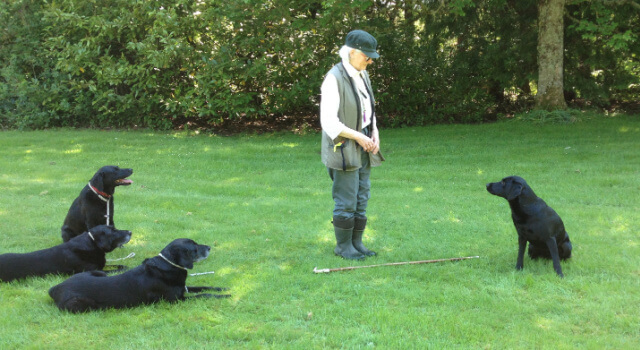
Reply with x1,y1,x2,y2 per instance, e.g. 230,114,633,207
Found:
0,0,638,130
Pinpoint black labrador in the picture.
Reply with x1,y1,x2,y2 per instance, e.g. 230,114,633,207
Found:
0,225,132,282
61,165,133,242
486,176,572,277
49,238,230,313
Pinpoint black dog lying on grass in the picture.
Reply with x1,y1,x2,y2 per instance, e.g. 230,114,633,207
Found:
486,176,572,277
0,225,132,282
49,238,230,313
61,165,133,242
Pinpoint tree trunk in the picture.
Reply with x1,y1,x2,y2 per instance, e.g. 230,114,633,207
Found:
535,0,567,110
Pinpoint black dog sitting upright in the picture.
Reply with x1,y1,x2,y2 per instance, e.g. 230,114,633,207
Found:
0,225,132,282
486,176,572,277
49,239,230,313
61,165,133,242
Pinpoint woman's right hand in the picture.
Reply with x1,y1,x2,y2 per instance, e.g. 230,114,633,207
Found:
339,127,375,153
355,133,376,153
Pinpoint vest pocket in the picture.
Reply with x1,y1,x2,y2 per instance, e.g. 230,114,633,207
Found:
335,139,361,171
322,134,365,171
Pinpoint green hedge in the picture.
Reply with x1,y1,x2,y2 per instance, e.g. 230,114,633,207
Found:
1,0,638,129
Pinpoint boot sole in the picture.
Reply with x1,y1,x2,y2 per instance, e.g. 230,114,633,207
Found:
335,252,365,260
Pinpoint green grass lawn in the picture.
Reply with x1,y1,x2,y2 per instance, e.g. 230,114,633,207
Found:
1,114,638,349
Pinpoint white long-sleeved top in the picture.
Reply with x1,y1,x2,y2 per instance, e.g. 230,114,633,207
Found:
320,58,375,140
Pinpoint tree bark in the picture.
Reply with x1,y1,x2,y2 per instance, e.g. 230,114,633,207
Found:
535,0,567,110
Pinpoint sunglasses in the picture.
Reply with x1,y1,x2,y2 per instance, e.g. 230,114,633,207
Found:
360,51,373,62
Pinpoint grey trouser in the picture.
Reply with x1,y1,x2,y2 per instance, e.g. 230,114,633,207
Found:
327,149,371,220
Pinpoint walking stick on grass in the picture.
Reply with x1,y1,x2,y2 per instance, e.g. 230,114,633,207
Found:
313,256,480,274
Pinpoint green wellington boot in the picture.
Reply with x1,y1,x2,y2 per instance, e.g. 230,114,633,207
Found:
352,216,377,256
333,217,365,260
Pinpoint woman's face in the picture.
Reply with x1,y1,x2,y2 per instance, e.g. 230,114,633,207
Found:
350,50,373,71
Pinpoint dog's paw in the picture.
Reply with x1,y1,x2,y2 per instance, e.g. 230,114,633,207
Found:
189,293,231,299
191,293,214,299
196,286,229,291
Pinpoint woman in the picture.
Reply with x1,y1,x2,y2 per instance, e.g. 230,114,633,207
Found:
320,30,384,260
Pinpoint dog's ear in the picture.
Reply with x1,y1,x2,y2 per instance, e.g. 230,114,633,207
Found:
506,182,523,200
175,250,195,269
162,239,200,270
90,169,105,192
90,226,115,252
